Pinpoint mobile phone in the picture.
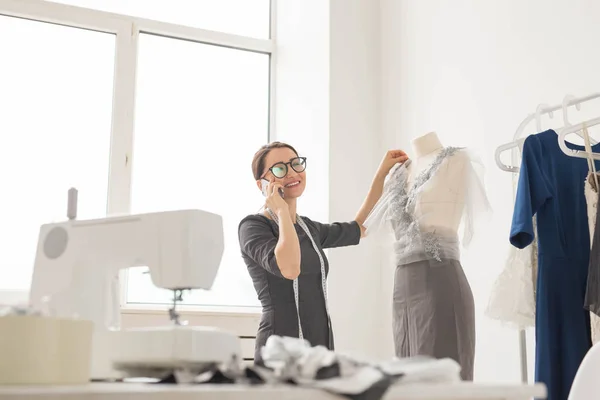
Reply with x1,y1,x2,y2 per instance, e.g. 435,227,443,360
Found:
261,179,284,198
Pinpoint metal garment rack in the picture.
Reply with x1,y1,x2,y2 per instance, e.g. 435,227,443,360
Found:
495,93,600,172
494,92,600,383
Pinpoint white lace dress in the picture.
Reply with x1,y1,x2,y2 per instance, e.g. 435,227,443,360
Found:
485,168,537,330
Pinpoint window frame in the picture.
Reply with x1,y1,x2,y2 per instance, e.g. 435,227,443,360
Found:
0,0,275,316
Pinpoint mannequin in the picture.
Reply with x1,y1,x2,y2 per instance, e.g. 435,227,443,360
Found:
407,131,469,236
364,130,490,381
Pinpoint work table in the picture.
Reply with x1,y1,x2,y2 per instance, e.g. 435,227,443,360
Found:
0,382,546,400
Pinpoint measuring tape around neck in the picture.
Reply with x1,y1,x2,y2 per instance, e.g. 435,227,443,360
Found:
265,209,330,341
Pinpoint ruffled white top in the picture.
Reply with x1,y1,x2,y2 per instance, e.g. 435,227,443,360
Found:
364,147,491,266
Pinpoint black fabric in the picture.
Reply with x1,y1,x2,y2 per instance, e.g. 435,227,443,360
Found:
156,374,177,384
204,369,236,384
244,367,267,385
155,369,235,385
586,187,600,316
238,214,361,360
315,362,340,380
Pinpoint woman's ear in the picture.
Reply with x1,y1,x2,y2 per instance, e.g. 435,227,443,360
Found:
255,180,263,191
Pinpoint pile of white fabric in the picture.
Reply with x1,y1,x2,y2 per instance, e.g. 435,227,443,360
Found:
151,336,461,400
257,336,461,399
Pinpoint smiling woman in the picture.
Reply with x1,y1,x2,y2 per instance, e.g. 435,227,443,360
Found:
237,142,408,363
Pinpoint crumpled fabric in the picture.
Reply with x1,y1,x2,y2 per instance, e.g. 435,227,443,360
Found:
140,335,461,400
260,336,462,399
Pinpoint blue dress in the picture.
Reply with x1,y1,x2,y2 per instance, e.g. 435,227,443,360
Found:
510,129,597,400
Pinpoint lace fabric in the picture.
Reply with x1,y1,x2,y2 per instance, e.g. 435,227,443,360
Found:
485,240,536,329
485,170,537,330
364,147,491,266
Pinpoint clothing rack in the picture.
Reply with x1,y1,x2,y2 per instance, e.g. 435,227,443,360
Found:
494,92,600,384
495,93,600,172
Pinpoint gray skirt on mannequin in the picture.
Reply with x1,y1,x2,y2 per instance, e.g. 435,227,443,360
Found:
393,258,475,381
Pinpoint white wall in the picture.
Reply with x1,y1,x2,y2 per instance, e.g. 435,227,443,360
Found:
274,0,330,225
327,0,386,360
276,0,388,360
380,0,600,382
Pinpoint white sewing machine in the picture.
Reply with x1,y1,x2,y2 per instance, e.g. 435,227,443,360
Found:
28,203,242,381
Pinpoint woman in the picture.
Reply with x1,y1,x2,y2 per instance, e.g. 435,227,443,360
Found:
238,141,408,362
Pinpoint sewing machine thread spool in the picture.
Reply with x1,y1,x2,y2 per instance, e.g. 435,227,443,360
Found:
67,188,78,221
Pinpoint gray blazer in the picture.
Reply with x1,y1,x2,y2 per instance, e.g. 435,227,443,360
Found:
238,214,361,362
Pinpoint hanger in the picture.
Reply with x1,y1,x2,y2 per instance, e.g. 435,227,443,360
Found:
557,94,600,160
494,139,525,173
494,104,553,173
496,93,600,171
558,116,600,160
560,94,597,144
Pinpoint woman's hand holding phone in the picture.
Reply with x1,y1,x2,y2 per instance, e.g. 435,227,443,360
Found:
265,180,289,215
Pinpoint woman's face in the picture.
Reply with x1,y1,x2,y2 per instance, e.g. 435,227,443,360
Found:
258,147,307,199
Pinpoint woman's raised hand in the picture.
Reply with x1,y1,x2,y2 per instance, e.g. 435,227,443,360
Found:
376,149,409,178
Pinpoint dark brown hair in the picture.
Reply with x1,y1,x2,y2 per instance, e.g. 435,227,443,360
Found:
251,141,299,180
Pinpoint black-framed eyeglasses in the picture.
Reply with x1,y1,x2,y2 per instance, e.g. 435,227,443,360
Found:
263,157,307,179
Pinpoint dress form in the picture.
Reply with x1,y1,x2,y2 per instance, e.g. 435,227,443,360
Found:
407,131,468,235
363,131,481,380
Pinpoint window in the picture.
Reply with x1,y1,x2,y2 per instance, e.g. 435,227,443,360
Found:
52,0,271,39
125,34,269,308
0,1,273,312
0,14,114,291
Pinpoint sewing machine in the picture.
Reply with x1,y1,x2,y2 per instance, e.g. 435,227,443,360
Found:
28,198,241,381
